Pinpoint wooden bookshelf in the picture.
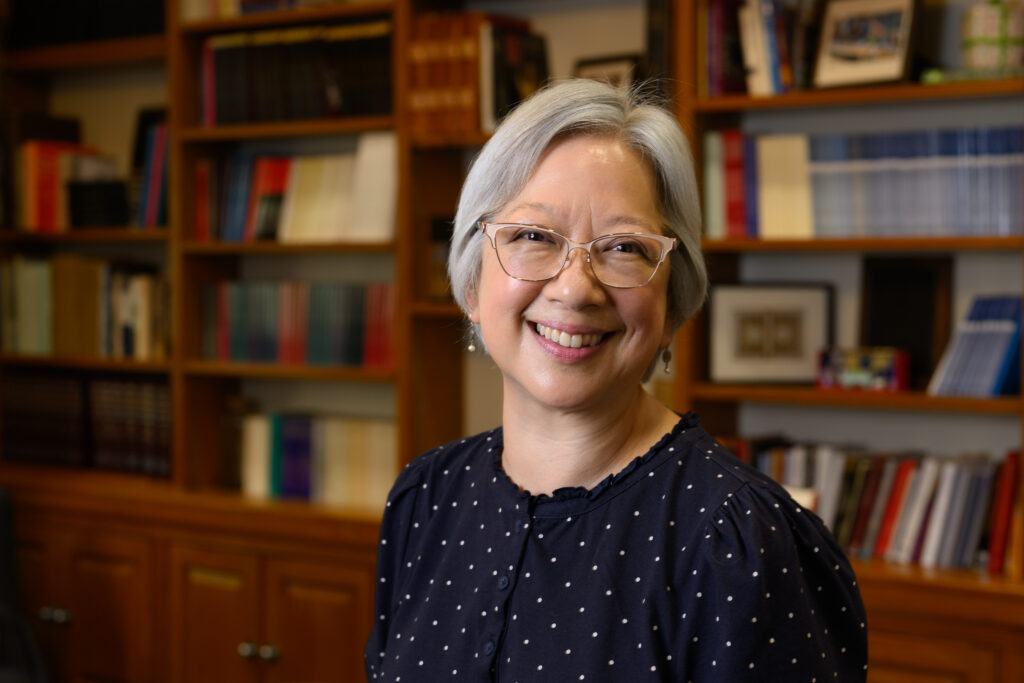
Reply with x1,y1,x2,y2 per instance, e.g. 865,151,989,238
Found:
4,34,167,71
181,360,396,382
0,228,170,243
0,353,171,373
181,239,395,254
178,115,396,141
178,0,395,34
673,0,1024,677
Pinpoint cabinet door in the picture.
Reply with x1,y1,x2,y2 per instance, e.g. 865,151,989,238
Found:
869,631,997,683
169,544,262,683
64,530,155,683
263,558,375,683
15,528,67,683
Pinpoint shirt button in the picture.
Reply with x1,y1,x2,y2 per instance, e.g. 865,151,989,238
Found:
515,519,526,533
497,575,511,590
484,640,496,655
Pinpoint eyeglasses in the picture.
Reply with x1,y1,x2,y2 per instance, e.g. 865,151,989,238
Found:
479,222,677,289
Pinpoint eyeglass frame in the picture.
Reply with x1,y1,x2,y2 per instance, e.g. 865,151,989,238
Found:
478,221,678,289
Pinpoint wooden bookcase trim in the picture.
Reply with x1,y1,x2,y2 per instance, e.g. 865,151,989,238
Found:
4,34,167,71
691,383,1023,414
0,228,169,244
179,116,395,142
0,353,171,373
182,240,395,254
702,236,1024,253
694,78,1024,113
178,0,395,35
182,360,396,382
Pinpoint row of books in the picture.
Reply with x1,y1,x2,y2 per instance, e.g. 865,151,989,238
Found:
180,0,347,22
408,11,549,140
1,372,171,477
238,411,396,508
928,294,1021,398
200,20,391,126
194,131,396,243
0,254,168,361
703,126,1024,240
15,140,119,233
739,436,1020,575
201,280,393,367
700,0,820,97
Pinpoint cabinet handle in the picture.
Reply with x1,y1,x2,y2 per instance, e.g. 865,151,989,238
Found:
237,642,258,659
50,608,72,625
38,606,54,623
258,644,279,662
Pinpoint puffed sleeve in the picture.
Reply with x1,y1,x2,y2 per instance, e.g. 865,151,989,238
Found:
364,459,427,680
683,479,868,681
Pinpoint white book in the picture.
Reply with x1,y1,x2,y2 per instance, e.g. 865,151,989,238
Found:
309,154,355,243
350,131,398,242
919,459,960,568
240,414,271,499
319,415,352,506
814,444,845,532
937,462,973,568
703,131,725,240
890,456,940,565
757,135,814,239
737,3,772,97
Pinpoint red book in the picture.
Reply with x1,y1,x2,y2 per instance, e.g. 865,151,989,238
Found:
202,38,216,126
988,450,1020,575
243,156,291,242
721,129,746,239
873,458,917,560
21,140,97,233
293,281,309,365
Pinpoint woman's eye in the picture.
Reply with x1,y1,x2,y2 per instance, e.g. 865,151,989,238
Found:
511,229,555,243
606,239,649,256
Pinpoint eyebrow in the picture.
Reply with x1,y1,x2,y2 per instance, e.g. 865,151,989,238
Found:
503,201,657,232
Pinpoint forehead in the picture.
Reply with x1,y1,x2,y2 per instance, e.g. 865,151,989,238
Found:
500,134,661,228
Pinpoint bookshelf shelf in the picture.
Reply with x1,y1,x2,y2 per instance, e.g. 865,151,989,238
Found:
178,0,395,35
412,132,491,149
691,383,1023,414
4,34,167,71
0,354,171,373
182,240,395,255
693,78,1024,113
179,116,395,142
0,228,170,244
702,236,1024,253
182,360,396,382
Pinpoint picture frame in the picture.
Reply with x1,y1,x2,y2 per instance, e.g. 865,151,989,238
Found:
813,0,915,88
573,54,645,87
710,283,834,383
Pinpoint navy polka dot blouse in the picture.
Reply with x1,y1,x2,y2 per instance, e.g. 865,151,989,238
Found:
366,413,868,681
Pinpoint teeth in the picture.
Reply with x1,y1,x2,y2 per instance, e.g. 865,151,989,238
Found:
536,323,602,349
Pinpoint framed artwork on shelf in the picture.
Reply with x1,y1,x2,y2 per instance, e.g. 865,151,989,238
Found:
573,53,645,87
709,283,834,383
813,0,915,88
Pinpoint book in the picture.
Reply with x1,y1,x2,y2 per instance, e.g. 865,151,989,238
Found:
918,458,961,568
737,1,772,96
702,130,725,239
349,131,397,242
872,457,917,560
988,451,1020,575
756,134,813,239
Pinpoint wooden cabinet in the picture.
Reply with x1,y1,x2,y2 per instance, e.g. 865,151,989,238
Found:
16,518,155,683
170,540,375,682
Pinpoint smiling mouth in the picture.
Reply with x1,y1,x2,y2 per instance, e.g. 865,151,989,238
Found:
534,323,607,349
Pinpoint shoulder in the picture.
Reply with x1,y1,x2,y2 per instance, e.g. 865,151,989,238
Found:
384,428,503,510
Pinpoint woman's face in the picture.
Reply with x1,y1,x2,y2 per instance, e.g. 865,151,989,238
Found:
468,134,673,415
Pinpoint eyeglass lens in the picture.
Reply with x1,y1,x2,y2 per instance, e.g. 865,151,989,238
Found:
491,225,667,288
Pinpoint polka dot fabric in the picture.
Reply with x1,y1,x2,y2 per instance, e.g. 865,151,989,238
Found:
366,413,868,681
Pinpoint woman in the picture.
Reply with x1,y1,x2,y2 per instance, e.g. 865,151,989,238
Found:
366,79,867,681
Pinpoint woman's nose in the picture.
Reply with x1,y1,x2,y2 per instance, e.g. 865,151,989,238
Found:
547,247,606,305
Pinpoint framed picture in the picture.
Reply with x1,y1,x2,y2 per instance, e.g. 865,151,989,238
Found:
573,54,644,87
813,0,915,88
710,283,834,383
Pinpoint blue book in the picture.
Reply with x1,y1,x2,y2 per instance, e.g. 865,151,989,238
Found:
280,414,312,500
989,296,1021,396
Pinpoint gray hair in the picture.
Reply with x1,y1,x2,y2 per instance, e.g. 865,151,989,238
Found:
448,78,707,338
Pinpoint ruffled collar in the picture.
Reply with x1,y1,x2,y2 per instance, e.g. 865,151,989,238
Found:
489,412,700,512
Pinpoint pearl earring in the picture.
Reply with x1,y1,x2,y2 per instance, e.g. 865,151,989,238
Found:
662,347,672,374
